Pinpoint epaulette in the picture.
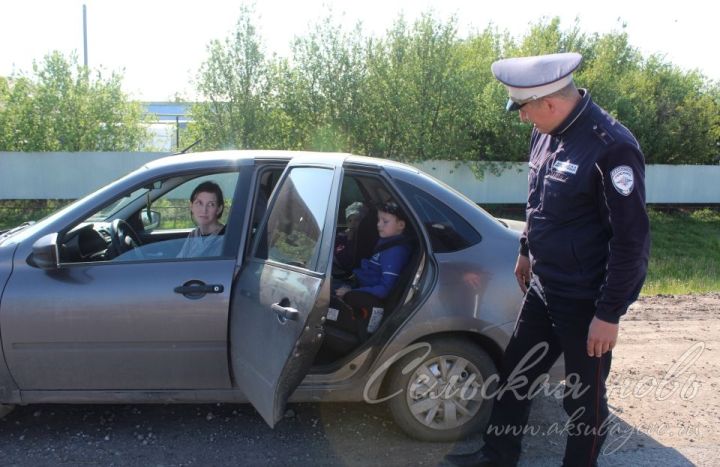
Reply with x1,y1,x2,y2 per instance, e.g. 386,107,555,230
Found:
593,123,615,146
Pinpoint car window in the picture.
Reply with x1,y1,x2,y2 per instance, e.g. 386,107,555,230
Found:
255,167,334,270
338,176,364,225
396,180,482,253
153,173,237,230
58,171,240,264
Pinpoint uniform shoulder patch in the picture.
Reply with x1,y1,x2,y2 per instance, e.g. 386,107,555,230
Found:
610,166,634,196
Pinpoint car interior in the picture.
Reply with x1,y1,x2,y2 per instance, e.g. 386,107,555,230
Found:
55,172,243,264
313,173,423,366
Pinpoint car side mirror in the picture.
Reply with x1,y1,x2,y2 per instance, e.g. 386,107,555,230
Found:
141,210,161,230
30,233,60,270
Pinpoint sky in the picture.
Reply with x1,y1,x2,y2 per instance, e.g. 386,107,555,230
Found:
1,0,716,102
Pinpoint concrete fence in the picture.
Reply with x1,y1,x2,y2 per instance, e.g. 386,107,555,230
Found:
1,152,718,204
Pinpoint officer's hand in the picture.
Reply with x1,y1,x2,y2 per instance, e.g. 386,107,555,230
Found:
587,317,619,357
514,254,531,293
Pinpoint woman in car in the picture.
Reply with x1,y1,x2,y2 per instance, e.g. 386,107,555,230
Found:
177,181,226,258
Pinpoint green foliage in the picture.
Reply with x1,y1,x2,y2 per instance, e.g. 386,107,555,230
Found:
0,52,149,151
182,5,279,151
285,17,367,152
576,36,719,164
482,205,720,296
186,9,720,167
0,200,73,230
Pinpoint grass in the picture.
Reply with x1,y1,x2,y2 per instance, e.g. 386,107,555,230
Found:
2,201,719,295
486,205,720,296
642,208,720,295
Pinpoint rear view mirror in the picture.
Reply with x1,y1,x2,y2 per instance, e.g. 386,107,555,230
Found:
29,233,60,270
141,210,161,230
144,181,163,190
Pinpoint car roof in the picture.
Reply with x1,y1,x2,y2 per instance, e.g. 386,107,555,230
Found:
143,150,422,174
143,150,343,171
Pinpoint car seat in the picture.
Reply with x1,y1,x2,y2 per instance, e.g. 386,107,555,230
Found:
350,208,379,270
322,236,417,359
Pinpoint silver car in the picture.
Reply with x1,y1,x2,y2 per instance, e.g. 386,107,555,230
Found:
0,150,541,441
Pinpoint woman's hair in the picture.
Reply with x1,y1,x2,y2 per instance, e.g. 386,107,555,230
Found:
190,181,225,217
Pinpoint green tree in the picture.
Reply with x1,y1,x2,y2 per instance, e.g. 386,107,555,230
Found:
283,16,368,151
575,31,720,164
186,9,719,166
445,28,523,177
509,20,720,165
357,14,477,161
185,5,277,150
0,51,148,151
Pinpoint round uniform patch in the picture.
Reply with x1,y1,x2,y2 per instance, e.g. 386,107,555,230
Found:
610,166,634,196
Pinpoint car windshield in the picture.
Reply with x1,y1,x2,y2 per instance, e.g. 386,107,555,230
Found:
87,186,149,222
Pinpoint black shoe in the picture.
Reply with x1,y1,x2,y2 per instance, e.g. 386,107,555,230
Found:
444,449,500,467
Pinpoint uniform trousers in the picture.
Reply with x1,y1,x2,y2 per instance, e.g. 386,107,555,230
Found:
480,286,612,467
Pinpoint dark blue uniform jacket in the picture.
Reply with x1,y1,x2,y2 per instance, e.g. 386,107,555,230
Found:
520,90,650,323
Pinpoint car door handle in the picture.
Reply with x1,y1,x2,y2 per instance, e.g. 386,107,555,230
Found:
271,302,299,321
174,283,224,294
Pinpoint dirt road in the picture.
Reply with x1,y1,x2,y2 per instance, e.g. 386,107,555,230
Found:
0,294,717,466
506,292,720,466
600,293,720,465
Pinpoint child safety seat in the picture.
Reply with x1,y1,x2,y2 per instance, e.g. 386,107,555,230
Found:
323,236,414,357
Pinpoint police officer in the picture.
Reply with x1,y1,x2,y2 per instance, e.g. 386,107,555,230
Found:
446,53,650,466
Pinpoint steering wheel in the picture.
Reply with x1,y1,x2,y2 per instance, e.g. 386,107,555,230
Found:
109,219,144,259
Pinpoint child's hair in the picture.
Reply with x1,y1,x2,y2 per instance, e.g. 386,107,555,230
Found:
377,201,406,222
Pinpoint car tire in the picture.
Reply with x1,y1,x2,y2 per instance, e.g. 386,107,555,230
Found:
386,337,498,442
0,404,15,419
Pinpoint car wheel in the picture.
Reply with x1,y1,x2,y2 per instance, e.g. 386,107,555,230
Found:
386,337,498,442
0,404,15,419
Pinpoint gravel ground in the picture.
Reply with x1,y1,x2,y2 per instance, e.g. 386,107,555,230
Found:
0,293,717,466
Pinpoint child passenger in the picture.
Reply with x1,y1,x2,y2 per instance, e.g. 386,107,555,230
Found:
335,201,411,301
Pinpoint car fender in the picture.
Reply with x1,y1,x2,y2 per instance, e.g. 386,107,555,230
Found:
0,242,22,404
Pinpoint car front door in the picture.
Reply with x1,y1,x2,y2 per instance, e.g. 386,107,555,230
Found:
0,170,246,391
229,157,342,426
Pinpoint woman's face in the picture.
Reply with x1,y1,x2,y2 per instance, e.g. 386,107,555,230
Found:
190,191,222,231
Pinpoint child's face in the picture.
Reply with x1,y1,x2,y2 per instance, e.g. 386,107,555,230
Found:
377,210,405,238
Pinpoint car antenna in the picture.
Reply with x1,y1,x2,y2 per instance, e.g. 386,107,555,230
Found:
174,139,202,155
